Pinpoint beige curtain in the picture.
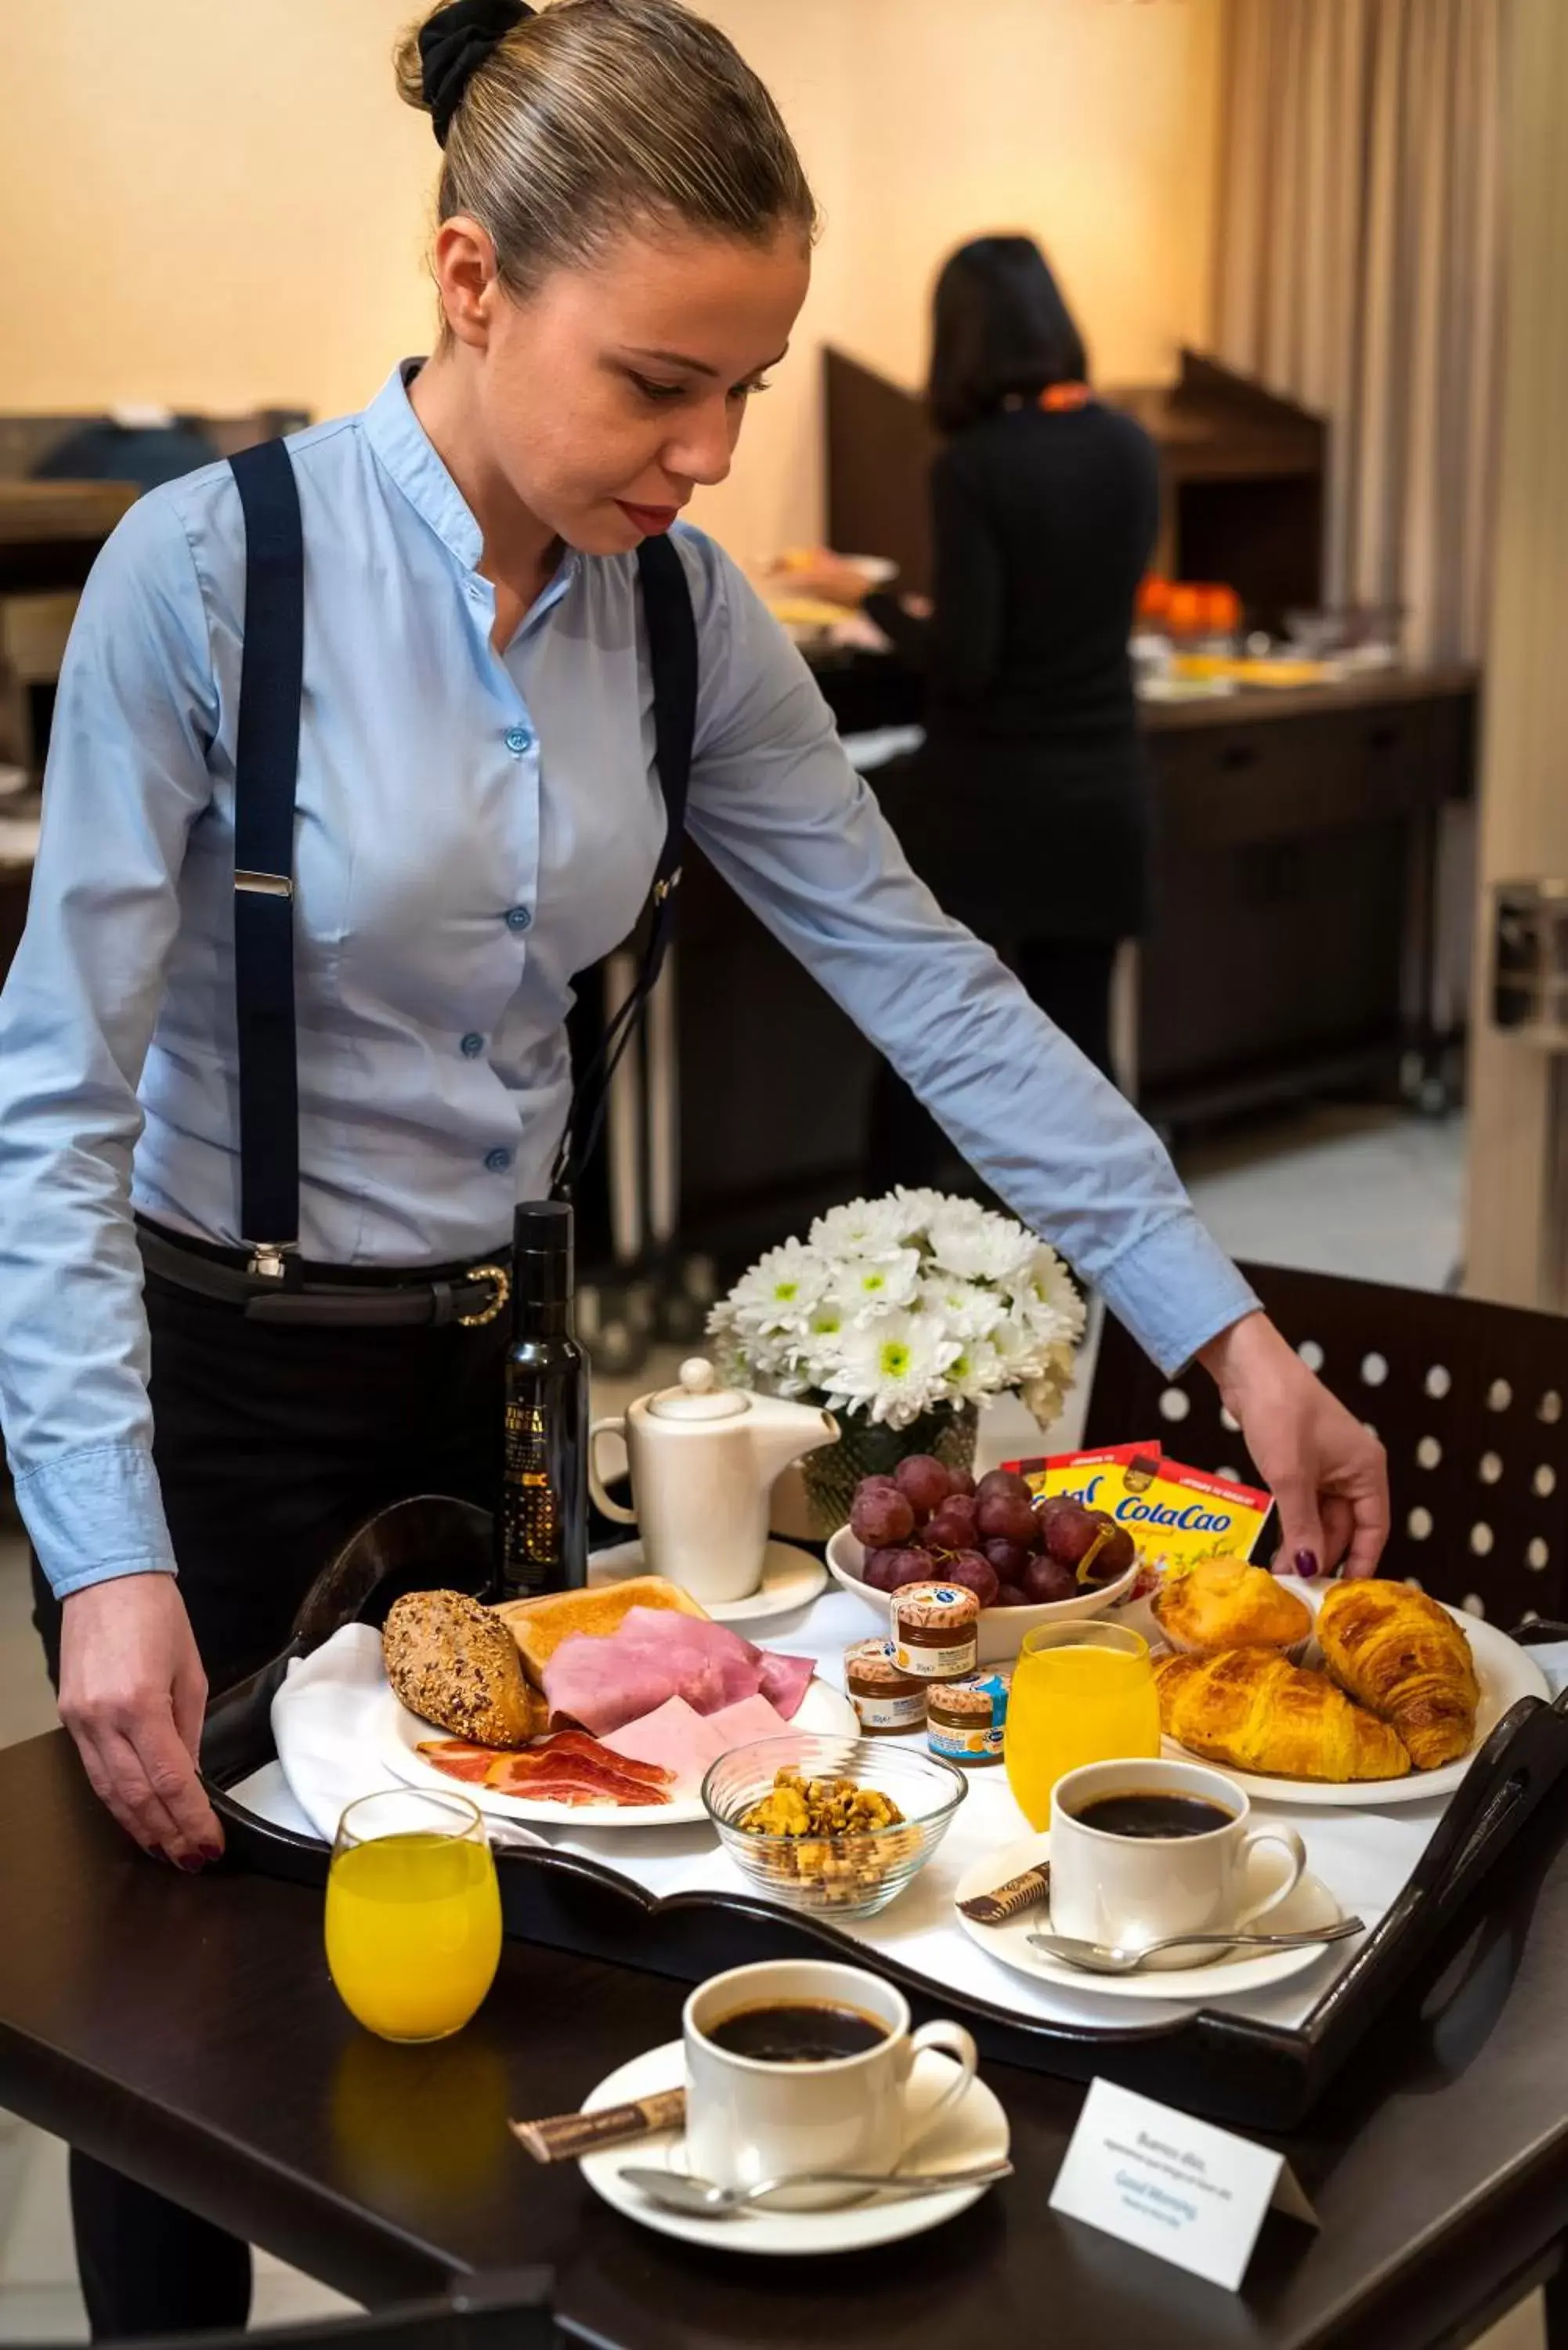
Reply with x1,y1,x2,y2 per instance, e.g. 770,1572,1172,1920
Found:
1214,0,1508,665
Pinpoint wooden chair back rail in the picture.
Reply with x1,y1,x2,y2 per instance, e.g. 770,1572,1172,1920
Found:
1082,1261,1568,1626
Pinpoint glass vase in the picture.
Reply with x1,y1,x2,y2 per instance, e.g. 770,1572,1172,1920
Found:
799,1402,980,1539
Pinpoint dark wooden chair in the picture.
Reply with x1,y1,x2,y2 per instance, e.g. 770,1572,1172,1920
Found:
1083,1261,1568,1629
6,2271,559,2350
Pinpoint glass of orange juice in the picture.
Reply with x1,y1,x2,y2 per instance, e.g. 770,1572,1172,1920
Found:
326,1789,501,2043
1004,1622,1162,1831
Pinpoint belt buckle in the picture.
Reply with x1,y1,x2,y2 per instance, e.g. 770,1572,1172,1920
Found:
457,1262,511,1328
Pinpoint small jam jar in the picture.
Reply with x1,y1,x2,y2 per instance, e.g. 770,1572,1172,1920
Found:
891,1582,981,1683
844,1639,927,1735
927,1671,1010,1766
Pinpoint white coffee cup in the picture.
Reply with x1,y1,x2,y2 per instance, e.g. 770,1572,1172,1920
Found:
682,1959,977,2196
1050,1758,1306,1961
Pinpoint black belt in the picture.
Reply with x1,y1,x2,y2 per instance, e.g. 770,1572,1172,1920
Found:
136,1222,512,1329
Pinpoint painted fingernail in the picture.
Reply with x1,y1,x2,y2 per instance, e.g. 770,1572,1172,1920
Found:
146,1844,169,1865
201,1845,223,1866
1293,1549,1321,1579
177,1854,207,1875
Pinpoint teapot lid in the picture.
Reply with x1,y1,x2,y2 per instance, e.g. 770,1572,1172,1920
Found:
647,1358,750,1423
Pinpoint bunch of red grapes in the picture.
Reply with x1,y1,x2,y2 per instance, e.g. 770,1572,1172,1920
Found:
848,1458,1137,1612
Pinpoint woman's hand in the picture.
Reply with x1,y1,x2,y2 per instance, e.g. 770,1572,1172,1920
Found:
1198,1312,1389,1579
58,1574,222,1867
768,548,876,609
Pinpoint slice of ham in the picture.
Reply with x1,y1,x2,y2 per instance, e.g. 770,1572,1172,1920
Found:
755,1652,815,1720
417,1739,499,1784
603,1697,729,1795
542,1607,815,1737
703,1692,794,1748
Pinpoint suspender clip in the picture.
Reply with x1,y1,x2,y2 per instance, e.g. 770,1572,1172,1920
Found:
246,1242,298,1281
235,870,294,900
652,866,682,906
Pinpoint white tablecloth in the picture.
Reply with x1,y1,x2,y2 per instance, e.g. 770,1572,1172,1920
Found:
233,1595,1568,2037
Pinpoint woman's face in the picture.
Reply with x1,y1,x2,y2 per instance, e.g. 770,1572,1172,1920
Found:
459,221,811,553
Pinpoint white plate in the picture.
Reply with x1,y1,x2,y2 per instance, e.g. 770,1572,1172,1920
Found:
578,2038,1009,2254
954,1831,1354,2002
588,1538,827,1627
826,1528,1141,1665
376,1674,857,1828
1156,1580,1549,1807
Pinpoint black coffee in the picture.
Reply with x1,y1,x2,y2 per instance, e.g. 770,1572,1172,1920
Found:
706,1999,889,2065
1075,1791,1235,1840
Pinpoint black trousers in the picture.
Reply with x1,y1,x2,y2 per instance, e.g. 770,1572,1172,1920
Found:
32,1255,508,2338
867,935,1121,1195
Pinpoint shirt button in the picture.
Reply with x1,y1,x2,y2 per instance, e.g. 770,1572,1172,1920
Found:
461,1032,485,1058
504,725,533,755
505,905,533,933
485,1148,513,1173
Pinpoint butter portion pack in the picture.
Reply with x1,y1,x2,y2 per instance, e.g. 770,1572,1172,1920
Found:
1006,1442,1274,1596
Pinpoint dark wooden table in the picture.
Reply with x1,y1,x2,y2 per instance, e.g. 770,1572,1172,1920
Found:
3,1724,1567,2350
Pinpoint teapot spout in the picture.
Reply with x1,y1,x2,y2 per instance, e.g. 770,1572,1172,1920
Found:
746,1396,840,1486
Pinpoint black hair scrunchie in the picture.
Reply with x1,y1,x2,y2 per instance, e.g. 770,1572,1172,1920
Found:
420,0,536,146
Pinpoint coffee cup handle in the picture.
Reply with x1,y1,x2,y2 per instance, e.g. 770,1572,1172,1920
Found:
898,2019,978,2159
587,1417,637,1526
1232,1824,1308,1929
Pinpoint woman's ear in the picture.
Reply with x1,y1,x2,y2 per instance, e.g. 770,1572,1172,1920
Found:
432,215,502,351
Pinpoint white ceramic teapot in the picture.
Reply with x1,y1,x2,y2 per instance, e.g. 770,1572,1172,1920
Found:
588,1359,839,1606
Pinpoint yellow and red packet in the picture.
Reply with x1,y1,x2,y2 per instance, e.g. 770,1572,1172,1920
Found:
1003,1443,1275,1602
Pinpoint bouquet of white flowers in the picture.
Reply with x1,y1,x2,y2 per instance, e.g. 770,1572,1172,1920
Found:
707,1189,1085,1434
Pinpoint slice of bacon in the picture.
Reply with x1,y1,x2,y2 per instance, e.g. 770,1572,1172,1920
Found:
485,1730,674,1807
528,1728,673,1791
417,1738,503,1784
484,1756,670,1807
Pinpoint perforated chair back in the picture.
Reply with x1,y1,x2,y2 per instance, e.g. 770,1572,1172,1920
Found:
1083,1263,1568,1627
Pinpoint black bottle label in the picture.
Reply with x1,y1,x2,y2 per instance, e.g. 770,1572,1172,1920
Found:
501,1397,562,1582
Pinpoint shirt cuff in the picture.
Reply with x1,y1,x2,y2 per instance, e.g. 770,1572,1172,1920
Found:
1092,1211,1261,1379
14,1444,178,1600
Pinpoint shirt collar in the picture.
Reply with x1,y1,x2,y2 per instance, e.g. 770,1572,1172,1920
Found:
361,360,485,573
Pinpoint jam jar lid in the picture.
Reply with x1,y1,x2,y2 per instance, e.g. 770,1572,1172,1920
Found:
893,1581,981,1631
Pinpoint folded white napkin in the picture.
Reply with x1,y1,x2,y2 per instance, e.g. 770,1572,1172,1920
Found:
264,1622,544,1849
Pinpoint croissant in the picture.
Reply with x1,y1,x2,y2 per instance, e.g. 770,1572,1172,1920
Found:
1155,1648,1411,1782
1316,1579,1479,1770
1152,1556,1313,1654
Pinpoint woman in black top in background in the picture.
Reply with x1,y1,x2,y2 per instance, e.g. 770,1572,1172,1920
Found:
789,235,1158,1185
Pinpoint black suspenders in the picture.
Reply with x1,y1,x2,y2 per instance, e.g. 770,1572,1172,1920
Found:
226,441,696,1274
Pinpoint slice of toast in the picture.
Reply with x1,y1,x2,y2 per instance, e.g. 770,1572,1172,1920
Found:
495,1575,710,1687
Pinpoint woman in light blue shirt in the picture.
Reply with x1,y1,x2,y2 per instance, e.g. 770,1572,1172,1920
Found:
1,8,1384,2302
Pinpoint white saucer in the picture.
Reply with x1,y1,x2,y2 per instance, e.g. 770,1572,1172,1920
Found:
578,2039,1010,2255
589,1538,827,1626
954,1831,1356,2002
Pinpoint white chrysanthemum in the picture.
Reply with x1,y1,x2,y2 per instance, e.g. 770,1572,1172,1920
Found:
945,1336,1013,1402
889,1185,948,1241
829,1246,923,1322
826,1311,962,1427
927,1206,1035,1284
1011,1243,1086,1347
720,1238,828,1339
917,1271,1004,1342
809,1197,913,1260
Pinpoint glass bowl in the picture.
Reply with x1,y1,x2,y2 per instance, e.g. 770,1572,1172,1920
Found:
702,1732,966,1920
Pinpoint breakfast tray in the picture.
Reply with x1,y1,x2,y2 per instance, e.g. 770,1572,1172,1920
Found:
199,1498,1568,2133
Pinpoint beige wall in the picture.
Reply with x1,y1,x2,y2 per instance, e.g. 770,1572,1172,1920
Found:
0,0,1221,560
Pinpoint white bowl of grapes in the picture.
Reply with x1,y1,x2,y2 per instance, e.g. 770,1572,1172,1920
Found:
826,1459,1142,1666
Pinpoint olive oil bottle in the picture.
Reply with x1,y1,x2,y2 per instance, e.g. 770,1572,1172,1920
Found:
497,1200,588,1598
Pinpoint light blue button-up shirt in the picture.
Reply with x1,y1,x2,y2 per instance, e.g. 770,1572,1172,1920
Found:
0,363,1258,1599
